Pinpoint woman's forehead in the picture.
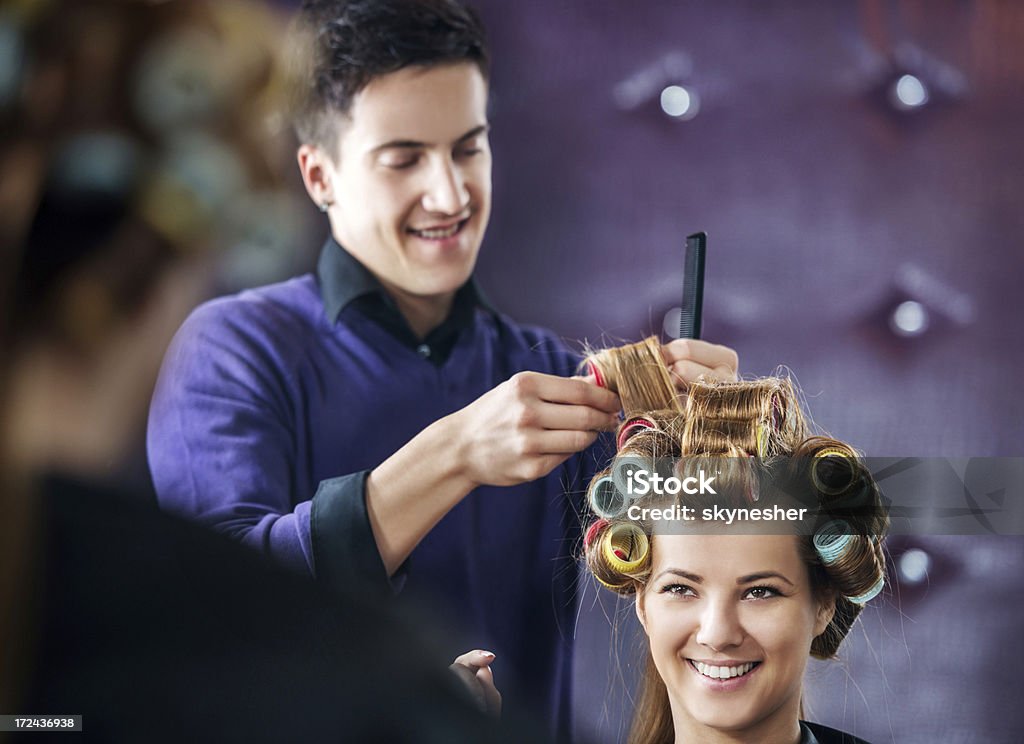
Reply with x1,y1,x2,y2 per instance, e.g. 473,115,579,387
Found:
650,533,805,578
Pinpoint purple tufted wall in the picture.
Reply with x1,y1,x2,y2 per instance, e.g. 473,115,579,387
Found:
466,1,1024,740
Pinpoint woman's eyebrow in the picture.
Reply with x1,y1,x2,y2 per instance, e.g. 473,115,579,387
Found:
737,571,794,586
653,568,703,583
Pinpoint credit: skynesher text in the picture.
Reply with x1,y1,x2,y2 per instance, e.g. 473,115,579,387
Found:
627,504,809,524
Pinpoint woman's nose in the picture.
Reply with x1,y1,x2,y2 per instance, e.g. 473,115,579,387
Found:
694,598,745,651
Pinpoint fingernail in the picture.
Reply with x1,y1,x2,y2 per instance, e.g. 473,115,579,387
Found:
478,650,495,658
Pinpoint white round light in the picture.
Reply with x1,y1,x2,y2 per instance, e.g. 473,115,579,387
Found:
663,307,682,338
898,548,930,584
660,85,699,119
892,74,929,109
890,300,929,337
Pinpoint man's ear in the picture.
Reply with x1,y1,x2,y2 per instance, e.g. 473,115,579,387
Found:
635,590,648,634
296,144,335,208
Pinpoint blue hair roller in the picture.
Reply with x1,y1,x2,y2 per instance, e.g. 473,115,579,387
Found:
813,520,853,565
847,574,885,605
589,476,625,519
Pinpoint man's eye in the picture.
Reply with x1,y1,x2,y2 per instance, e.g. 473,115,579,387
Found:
455,147,481,159
382,156,419,170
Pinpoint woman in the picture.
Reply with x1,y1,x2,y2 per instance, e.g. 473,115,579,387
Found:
582,338,887,744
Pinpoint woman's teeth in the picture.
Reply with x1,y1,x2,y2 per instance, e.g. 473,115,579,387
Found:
691,661,757,679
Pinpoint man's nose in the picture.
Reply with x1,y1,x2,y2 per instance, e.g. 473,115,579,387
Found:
422,156,469,215
694,598,745,652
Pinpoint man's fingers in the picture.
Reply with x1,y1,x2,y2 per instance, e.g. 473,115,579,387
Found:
530,401,619,432
528,373,621,413
668,359,738,386
663,339,739,376
533,429,601,455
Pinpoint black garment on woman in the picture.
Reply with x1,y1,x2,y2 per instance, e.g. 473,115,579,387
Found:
15,476,545,743
802,720,872,744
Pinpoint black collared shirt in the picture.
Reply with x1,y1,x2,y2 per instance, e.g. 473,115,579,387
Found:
317,236,495,366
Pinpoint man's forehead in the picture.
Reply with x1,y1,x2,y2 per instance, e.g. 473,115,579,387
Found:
343,63,488,147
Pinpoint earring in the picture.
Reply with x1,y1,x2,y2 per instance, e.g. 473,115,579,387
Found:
318,201,331,213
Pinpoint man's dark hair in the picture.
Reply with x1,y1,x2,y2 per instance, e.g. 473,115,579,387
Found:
291,0,489,150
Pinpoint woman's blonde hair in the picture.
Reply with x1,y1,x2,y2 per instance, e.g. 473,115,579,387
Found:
582,337,889,744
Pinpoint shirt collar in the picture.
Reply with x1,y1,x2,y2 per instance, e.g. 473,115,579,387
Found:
316,234,495,338
799,721,820,744
317,234,495,324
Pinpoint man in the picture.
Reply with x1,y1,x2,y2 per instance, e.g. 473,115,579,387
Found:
2,1,534,740
147,0,738,735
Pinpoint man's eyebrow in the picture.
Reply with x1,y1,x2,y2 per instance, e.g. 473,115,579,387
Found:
653,568,703,584
454,124,490,143
737,571,794,586
369,124,490,154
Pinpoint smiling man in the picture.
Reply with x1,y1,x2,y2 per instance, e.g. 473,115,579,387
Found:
147,0,738,736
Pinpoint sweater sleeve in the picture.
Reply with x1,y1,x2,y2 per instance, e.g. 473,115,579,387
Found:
146,298,395,593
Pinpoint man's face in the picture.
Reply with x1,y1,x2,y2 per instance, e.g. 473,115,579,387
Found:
325,63,491,299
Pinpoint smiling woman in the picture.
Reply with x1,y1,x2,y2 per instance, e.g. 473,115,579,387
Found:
580,339,888,744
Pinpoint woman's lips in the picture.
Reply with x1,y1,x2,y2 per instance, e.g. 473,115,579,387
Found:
687,658,762,690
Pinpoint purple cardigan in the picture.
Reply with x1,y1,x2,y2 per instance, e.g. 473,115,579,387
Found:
147,244,604,737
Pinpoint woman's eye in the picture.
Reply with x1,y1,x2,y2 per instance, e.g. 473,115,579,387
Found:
660,584,695,597
455,147,481,159
744,585,781,600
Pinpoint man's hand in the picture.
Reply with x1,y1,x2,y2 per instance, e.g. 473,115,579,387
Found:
661,338,739,388
449,372,620,489
449,650,502,717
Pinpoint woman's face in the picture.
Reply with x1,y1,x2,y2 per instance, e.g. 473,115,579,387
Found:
636,533,833,740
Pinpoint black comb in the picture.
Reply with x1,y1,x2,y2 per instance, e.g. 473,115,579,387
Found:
678,231,706,339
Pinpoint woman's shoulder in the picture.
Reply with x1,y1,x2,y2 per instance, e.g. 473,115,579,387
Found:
801,720,873,744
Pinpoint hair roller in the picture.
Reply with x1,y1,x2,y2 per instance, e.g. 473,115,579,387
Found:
584,358,606,388
584,518,609,549
610,455,644,505
813,520,854,564
583,337,681,416
810,524,886,607
611,440,678,503
789,437,877,526
812,448,858,496
588,475,626,519
593,573,633,591
756,423,770,459
584,521,634,592
617,415,657,451
846,574,885,605
601,523,650,575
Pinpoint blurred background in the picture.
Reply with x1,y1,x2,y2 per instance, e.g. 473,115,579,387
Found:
3,0,1022,742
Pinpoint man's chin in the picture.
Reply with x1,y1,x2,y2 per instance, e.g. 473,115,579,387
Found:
406,257,479,295
408,275,474,298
